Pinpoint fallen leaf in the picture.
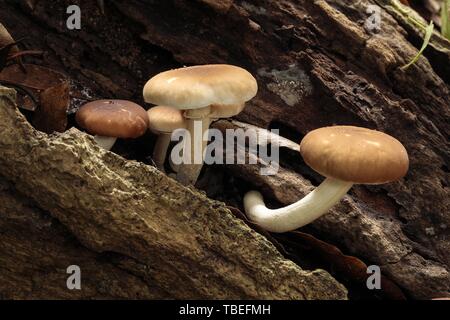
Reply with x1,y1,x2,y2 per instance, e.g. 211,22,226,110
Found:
0,63,70,132
442,0,450,40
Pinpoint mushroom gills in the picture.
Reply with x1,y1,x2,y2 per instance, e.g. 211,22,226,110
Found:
244,178,353,233
94,135,117,151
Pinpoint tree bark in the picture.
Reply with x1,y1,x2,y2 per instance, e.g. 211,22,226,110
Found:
213,120,449,299
0,0,448,299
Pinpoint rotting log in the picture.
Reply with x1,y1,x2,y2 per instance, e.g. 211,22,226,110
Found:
0,87,347,299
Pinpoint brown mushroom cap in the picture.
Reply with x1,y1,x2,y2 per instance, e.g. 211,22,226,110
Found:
210,103,246,119
143,64,258,110
300,126,409,184
147,105,187,133
76,100,149,139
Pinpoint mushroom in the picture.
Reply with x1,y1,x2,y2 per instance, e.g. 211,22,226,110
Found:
147,105,187,172
76,99,148,151
244,126,409,233
143,64,257,185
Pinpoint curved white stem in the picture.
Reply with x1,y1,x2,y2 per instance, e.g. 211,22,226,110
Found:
94,135,117,151
244,178,353,233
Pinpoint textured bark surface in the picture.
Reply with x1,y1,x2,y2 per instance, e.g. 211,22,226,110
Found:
0,0,449,299
0,87,346,299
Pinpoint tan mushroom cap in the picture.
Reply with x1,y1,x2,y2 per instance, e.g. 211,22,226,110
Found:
143,64,258,110
300,126,409,184
147,105,187,133
76,100,149,139
210,102,246,119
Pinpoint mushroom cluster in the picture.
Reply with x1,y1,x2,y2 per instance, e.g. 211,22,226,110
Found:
143,64,258,185
244,126,409,233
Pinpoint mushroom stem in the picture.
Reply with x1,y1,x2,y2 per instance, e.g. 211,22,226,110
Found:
94,135,117,151
176,106,211,185
244,178,353,233
153,133,171,172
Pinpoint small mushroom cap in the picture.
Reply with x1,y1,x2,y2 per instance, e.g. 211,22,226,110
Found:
210,103,246,119
147,105,187,133
143,64,258,110
300,126,409,184
76,100,149,139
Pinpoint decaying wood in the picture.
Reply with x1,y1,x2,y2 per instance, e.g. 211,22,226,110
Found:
32,80,70,133
0,87,346,299
0,0,448,299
